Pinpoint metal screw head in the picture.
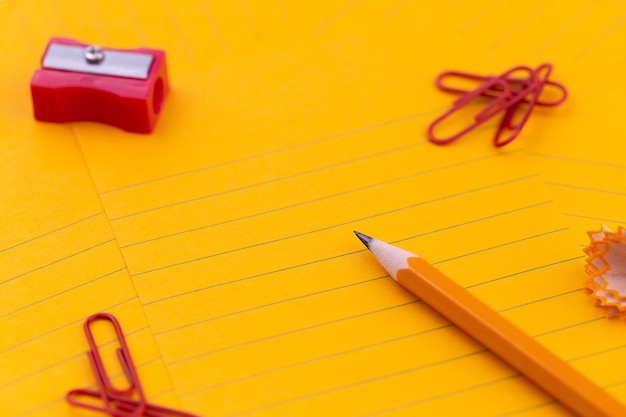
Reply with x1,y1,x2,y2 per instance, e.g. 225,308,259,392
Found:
84,45,105,64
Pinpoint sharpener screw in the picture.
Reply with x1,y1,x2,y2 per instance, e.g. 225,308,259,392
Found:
84,45,105,64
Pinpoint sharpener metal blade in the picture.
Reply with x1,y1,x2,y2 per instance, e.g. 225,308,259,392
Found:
42,43,154,80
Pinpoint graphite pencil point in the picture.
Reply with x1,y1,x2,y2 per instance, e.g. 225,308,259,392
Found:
353,231,373,249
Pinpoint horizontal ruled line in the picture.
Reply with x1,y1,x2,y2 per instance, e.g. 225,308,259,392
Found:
358,374,522,417
545,182,626,197
465,253,583,290
122,150,521,249
492,400,557,417
225,349,489,417
499,287,583,312
151,208,567,341
0,212,104,253
0,267,127,320
562,212,626,225
12,396,65,417
111,140,429,222
9,353,164,417
182,321,455,397
534,316,606,338
569,342,626,363
434,227,569,265
182,314,614,416
145,249,365,306
527,151,626,170
0,297,138,355
156,250,584,366
102,112,431,195
154,275,390,336
0,325,150,390
132,173,533,278
605,378,626,389
394,199,550,247
167,300,418,366
167,277,595,374
144,193,547,308
1,238,116,286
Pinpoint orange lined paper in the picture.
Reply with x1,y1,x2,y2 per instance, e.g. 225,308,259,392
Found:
1,1,315,415
72,21,592,415
4,1,626,416
0,85,176,417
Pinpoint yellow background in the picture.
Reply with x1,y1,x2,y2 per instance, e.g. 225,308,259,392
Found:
2,1,626,416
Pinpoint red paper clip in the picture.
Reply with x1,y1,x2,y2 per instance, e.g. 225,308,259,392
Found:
435,65,567,107
493,64,560,147
427,63,567,147
66,313,200,417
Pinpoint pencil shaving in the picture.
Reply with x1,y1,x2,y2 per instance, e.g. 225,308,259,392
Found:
583,225,626,317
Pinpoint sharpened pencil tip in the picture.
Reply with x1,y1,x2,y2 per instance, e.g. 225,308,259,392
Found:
354,231,373,249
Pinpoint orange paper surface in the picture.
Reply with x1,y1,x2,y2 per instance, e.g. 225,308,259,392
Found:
3,1,626,416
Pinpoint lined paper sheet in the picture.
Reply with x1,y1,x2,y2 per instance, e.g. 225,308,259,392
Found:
341,0,626,402
295,0,626,237
371,1,626,400
287,0,626,407
3,0,626,416
73,14,589,416
0,1,320,415
520,3,626,237
0,7,176,415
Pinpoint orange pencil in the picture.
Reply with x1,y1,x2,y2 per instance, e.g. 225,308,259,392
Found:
354,231,626,417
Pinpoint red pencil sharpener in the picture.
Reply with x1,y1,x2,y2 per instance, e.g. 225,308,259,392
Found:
30,37,169,134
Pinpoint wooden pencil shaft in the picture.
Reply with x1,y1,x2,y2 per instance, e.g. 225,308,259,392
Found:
358,233,626,417
399,257,624,417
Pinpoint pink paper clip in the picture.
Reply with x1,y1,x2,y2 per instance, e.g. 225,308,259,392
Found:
427,74,523,145
492,64,558,147
68,388,200,417
66,312,200,417
435,66,567,107
427,63,567,146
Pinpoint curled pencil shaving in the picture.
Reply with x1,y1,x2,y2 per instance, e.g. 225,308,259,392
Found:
583,226,626,318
